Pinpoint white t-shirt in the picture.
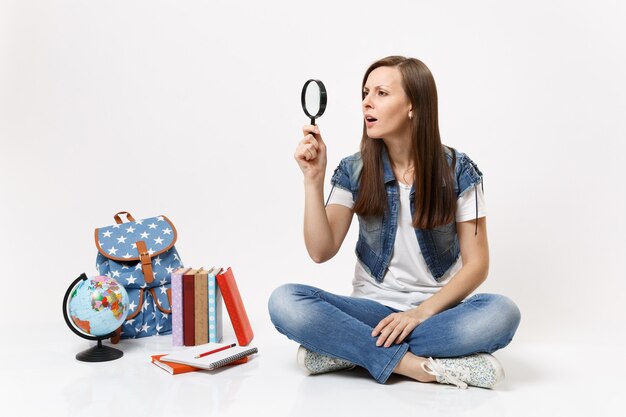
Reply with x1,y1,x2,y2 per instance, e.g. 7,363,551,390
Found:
328,182,487,311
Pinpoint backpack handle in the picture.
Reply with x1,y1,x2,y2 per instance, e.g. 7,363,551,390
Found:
113,211,136,224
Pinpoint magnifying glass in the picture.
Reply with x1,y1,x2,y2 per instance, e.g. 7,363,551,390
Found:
301,79,327,125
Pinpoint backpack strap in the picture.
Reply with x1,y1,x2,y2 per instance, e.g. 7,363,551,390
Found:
135,240,154,284
126,289,144,321
113,211,136,224
151,288,173,314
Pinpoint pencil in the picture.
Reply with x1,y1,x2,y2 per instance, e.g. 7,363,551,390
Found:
194,343,237,359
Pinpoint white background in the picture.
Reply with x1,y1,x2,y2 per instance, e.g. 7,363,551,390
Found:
1,0,625,364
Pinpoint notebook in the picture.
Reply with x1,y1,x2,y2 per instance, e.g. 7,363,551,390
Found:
160,342,258,371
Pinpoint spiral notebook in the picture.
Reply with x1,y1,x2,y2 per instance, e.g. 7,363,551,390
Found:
160,342,258,371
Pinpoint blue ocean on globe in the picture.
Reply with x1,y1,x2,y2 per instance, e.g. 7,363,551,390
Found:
68,276,130,337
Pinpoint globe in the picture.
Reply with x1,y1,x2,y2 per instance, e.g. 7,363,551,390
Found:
63,273,130,362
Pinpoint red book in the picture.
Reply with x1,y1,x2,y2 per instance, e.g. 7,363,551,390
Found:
182,269,198,346
216,267,254,346
151,354,198,375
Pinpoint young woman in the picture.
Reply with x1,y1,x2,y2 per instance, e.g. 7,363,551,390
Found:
268,56,520,389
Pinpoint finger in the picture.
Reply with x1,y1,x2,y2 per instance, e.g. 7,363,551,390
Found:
299,136,320,156
395,326,414,345
302,125,325,148
295,151,309,162
376,322,397,346
372,316,393,337
295,146,313,162
302,135,319,149
300,147,312,161
377,329,394,347
396,319,421,344
296,140,317,159
302,124,321,136
303,143,318,159
384,324,406,347
314,127,325,145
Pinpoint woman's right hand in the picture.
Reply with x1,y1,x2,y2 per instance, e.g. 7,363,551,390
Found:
294,125,327,183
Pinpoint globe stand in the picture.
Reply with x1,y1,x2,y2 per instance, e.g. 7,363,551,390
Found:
76,339,124,362
63,273,126,363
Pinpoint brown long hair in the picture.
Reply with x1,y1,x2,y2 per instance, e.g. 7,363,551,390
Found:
353,56,456,229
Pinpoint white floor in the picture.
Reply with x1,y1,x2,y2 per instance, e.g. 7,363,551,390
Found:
2,321,622,417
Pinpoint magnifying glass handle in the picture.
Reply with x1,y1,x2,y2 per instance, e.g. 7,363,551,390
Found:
310,117,316,126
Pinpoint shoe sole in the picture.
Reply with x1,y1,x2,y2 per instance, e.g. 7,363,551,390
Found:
296,345,312,375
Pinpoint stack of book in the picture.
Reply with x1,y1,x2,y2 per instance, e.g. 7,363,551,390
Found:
171,267,221,346
151,342,258,375
171,266,254,347
152,266,256,375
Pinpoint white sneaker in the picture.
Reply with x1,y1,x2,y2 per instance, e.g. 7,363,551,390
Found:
422,353,505,389
297,345,356,375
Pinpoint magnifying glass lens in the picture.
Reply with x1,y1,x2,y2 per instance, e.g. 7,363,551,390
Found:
304,83,321,115
301,79,327,125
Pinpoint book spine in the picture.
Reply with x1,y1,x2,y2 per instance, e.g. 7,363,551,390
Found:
171,271,184,346
216,267,254,346
151,358,174,374
151,354,198,375
182,273,195,346
216,284,223,342
194,270,209,345
208,272,222,343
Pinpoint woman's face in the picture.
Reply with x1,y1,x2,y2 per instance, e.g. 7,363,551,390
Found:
362,66,412,140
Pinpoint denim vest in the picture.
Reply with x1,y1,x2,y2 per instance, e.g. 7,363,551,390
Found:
329,146,483,283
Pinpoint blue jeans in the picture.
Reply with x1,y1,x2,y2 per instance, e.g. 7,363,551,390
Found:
268,283,521,384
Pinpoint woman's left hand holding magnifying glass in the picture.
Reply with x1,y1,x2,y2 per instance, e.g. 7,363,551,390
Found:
296,79,328,182
295,124,327,183
297,79,338,261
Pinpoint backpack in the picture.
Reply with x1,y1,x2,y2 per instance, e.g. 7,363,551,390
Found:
95,211,183,342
